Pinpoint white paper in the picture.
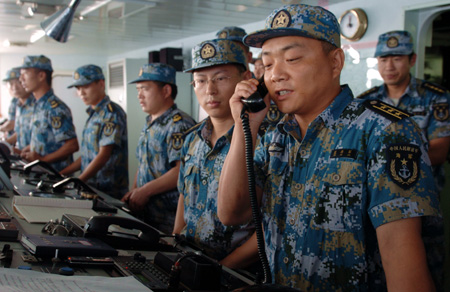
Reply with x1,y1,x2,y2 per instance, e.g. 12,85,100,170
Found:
12,196,97,223
0,268,152,292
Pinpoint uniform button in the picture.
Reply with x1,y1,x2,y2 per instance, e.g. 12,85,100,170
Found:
189,229,193,234
289,218,295,225
196,203,202,209
202,179,207,185
332,174,341,182
300,150,307,156
283,257,289,264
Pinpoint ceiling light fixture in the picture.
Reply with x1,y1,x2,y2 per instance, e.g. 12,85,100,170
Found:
40,0,82,43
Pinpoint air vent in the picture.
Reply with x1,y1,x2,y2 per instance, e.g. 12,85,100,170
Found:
109,62,124,88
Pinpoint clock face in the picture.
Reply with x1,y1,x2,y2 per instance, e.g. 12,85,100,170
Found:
340,11,359,39
339,8,368,41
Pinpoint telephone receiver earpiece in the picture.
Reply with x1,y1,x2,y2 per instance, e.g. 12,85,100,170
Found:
241,76,267,113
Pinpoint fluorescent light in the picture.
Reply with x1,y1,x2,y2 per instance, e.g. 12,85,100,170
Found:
2,39,10,47
30,30,45,43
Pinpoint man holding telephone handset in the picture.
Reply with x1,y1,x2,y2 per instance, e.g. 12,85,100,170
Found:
218,4,440,291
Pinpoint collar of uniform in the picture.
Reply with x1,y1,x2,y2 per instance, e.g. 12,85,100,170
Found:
17,95,34,107
146,103,178,125
318,84,354,128
199,117,234,144
35,89,55,104
405,75,420,98
92,95,110,113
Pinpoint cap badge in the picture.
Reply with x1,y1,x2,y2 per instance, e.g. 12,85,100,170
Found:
200,43,216,59
74,72,80,80
219,31,227,39
10,72,17,78
387,36,399,48
272,10,291,29
138,68,144,77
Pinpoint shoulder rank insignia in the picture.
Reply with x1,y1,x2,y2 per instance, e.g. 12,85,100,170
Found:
50,101,59,108
173,114,182,123
107,103,114,113
356,86,379,99
422,81,447,95
104,122,115,136
386,143,420,189
182,122,202,139
433,103,449,121
171,133,184,150
363,99,410,121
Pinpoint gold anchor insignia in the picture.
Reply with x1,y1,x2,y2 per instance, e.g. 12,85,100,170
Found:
219,31,227,39
386,37,399,48
272,11,290,28
51,117,62,129
10,72,16,78
104,122,115,136
201,43,216,59
74,72,80,80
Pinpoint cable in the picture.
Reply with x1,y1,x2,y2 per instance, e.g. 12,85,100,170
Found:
240,109,271,284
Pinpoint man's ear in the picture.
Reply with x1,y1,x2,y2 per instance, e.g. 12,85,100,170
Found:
329,48,345,80
410,53,417,67
37,70,47,83
243,69,253,81
163,83,172,99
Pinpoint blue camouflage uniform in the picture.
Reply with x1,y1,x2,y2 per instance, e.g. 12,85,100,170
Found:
181,39,255,261
14,96,35,149
68,64,129,199
30,89,76,171
3,68,21,136
136,105,195,233
254,85,440,291
17,55,77,172
178,120,254,260
242,5,441,291
130,63,196,234
357,30,449,292
81,96,128,199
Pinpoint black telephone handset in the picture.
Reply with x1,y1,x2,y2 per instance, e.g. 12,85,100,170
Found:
83,215,160,250
241,77,267,113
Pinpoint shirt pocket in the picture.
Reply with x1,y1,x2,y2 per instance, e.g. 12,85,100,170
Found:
312,160,365,232
182,155,201,208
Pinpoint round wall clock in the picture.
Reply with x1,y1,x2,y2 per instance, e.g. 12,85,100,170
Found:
339,8,368,42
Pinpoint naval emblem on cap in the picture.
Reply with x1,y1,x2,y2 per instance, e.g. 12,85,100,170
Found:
74,72,80,80
138,68,143,77
272,10,291,28
218,31,227,39
387,37,399,48
10,72,17,78
201,43,216,59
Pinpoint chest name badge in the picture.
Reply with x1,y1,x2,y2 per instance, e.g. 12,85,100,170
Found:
331,149,357,159
386,143,420,189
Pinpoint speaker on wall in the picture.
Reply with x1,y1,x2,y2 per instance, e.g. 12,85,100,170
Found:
148,51,160,63
159,47,183,71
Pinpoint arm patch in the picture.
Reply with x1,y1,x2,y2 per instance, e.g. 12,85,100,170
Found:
363,99,410,122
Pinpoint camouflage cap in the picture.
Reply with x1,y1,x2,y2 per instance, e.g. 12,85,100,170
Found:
2,68,21,82
129,63,176,85
67,64,105,88
243,4,340,48
184,39,247,72
216,26,247,43
17,55,53,72
374,30,414,57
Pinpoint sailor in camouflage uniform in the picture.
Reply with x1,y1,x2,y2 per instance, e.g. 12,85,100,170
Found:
357,30,449,291
18,55,78,171
173,39,257,268
1,68,21,137
61,65,128,199
121,63,196,234
218,4,440,291
2,68,34,150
